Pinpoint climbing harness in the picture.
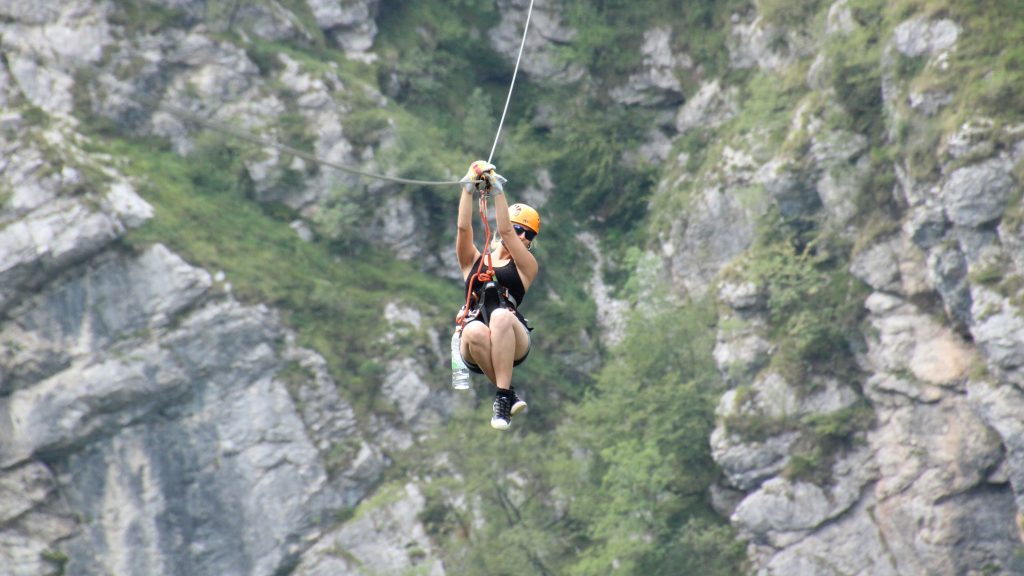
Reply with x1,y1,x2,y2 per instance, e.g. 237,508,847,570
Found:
459,189,499,327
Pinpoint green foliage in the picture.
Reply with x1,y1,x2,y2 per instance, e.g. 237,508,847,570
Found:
108,0,190,33
343,108,393,150
416,290,742,576
785,402,874,483
245,41,287,76
375,0,507,147
758,0,827,28
557,294,741,575
729,69,810,146
21,105,50,128
560,0,744,83
824,0,887,138
312,185,366,251
668,518,750,575
946,0,1024,121
461,87,497,155
40,548,69,575
104,133,451,416
551,107,657,228
62,1,880,571
740,211,869,382
421,420,577,575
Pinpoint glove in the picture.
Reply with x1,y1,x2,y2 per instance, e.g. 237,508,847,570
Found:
484,171,506,195
461,160,495,193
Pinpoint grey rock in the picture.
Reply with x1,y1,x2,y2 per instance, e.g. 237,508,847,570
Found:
755,496,899,576
908,89,953,116
580,231,628,347
851,235,931,296
759,162,821,218
293,483,444,576
863,292,975,385
0,461,77,576
308,0,378,55
711,426,798,492
942,118,997,160
864,373,946,405
0,244,209,392
666,183,768,297
926,243,973,329
999,216,1024,274
893,18,959,58
969,287,1024,374
969,381,1024,511
941,157,1014,227
718,279,765,310
864,391,1016,575
850,238,902,292
825,0,857,37
0,0,63,25
714,325,772,387
609,27,688,107
728,11,816,72
733,447,874,548
710,480,746,518
282,338,381,508
56,370,331,576
0,193,152,313
492,0,582,82
904,202,949,249
675,80,739,135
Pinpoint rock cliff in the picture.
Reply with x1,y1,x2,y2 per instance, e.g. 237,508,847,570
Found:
1,1,1022,575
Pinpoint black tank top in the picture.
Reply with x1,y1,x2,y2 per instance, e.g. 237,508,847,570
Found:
465,256,527,306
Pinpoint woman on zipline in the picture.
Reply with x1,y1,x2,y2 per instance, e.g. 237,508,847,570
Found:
456,160,541,430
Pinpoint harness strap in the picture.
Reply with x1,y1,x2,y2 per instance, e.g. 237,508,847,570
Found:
458,192,498,329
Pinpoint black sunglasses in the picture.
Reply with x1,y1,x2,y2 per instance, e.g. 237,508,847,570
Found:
513,224,537,241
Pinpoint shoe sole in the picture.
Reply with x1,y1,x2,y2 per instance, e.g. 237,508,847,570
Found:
511,401,527,416
491,418,511,431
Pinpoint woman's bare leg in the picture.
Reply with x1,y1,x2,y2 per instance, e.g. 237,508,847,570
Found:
461,321,496,382
460,311,531,389
488,310,517,390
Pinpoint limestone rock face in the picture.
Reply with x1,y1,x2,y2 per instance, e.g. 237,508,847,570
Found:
293,483,445,576
704,6,1024,575
309,0,380,56
0,241,376,575
492,0,582,82
2,0,1024,574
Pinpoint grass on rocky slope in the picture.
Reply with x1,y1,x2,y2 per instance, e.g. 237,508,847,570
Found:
97,134,456,417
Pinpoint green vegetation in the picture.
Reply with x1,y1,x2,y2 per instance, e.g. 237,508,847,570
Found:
738,211,869,383
418,292,744,575
784,402,874,483
106,133,455,416
945,0,1024,122
70,0,1024,570
40,548,69,575
758,0,828,29
561,0,743,84
824,0,888,139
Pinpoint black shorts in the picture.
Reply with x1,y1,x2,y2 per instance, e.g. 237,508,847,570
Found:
461,312,532,375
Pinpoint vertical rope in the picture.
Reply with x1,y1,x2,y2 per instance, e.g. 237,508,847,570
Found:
487,0,536,164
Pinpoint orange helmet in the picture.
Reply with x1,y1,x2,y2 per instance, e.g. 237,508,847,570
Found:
509,203,541,236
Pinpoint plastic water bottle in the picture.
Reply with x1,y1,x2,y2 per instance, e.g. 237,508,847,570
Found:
451,328,471,390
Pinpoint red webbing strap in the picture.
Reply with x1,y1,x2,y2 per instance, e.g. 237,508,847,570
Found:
458,190,497,328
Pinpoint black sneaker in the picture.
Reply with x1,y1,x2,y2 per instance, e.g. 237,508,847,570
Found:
491,391,512,430
510,387,528,417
